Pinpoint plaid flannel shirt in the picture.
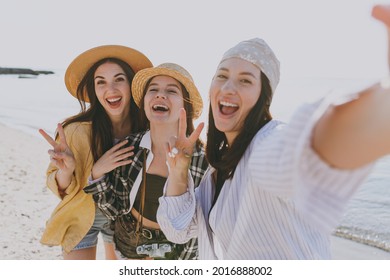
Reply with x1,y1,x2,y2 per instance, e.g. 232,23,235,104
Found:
84,130,209,259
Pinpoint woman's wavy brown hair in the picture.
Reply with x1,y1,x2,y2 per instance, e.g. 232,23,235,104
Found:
61,57,148,161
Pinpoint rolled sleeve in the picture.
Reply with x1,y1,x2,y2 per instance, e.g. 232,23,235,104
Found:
157,172,197,243
84,175,107,195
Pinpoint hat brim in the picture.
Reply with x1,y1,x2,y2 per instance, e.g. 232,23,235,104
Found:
65,45,152,102
132,68,203,119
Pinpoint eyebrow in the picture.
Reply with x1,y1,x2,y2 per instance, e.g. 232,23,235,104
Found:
94,72,126,80
218,67,257,79
148,82,180,89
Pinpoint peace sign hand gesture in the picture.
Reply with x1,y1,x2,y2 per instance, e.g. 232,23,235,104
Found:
165,108,204,196
39,123,75,190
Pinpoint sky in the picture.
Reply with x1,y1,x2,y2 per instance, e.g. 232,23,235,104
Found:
1,0,388,109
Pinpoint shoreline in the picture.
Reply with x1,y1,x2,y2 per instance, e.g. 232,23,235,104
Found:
330,236,390,260
0,122,389,260
334,229,390,253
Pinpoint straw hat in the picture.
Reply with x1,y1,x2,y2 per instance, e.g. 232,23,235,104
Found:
65,45,153,102
131,63,203,119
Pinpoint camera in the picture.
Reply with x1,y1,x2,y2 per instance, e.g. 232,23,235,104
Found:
136,243,172,258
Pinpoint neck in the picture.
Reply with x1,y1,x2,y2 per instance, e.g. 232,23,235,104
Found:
111,115,131,140
149,123,179,156
225,131,237,147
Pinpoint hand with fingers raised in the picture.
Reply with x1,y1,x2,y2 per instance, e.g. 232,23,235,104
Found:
165,108,204,196
39,123,76,191
91,139,134,180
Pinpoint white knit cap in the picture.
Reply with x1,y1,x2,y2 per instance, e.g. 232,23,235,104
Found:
220,38,280,94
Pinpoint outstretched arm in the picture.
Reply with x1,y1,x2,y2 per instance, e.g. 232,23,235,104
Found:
312,5,390,169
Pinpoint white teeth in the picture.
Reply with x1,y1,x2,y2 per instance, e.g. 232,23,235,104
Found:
220,101,238,107
152,104,168,110
107,97,121,103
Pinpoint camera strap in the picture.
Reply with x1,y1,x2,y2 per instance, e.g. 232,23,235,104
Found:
135,149,147,242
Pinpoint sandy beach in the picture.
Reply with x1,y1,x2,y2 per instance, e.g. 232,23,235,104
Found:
0,122,389,260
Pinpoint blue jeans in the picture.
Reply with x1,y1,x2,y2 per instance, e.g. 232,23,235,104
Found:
72,207,114,251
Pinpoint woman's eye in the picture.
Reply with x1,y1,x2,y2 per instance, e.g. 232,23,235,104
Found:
241,79,252,84
116,77,125,82
96,80,105,85
217,74,227,79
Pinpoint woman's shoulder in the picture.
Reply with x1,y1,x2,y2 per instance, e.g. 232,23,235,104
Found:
254,119,284,140
63,121,92,139
64,121,91,131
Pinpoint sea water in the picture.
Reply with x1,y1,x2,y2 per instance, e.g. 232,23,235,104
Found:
0,71,389,252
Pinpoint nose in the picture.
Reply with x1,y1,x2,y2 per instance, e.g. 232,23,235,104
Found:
155,91,167,99
106,81,116,93
220,79,237,95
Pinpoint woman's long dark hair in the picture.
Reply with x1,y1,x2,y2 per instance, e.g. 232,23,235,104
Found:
61,57,148,162
139,77,202,149
206,72,273,180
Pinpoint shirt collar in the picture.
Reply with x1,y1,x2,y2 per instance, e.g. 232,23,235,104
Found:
139,130,152,150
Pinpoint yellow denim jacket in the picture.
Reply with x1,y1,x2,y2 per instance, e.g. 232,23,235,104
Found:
40,122,95,253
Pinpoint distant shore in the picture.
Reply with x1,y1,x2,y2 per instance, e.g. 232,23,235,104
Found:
0,67,54,76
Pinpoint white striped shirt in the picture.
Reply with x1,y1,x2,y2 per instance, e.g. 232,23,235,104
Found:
157,95,373,259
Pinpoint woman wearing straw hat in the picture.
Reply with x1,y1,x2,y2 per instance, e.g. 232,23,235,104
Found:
157,5,390,259
38,45,152,259
84,63,208,259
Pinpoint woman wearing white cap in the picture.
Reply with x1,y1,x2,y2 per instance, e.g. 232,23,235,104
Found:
39,45,152,259
84,63,208,259
157,5,390,259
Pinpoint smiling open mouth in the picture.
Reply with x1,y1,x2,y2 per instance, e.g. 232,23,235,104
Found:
152,104,169,112
219,101,239,115
106,97,122,106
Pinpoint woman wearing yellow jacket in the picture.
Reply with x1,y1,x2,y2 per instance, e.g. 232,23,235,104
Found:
39,45,152,259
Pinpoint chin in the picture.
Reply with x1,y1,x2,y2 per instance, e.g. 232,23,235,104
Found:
215,124,231,134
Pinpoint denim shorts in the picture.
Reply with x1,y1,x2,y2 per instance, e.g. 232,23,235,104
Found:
72,207,114,251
